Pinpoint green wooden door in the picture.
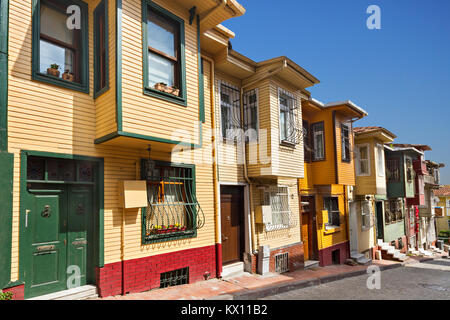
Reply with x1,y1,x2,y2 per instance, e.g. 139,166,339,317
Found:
24,185,94,298
25,187,68,298
67,185,94,286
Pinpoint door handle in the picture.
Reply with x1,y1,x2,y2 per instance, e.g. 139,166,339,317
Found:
222,234,228,241
25,210,31,228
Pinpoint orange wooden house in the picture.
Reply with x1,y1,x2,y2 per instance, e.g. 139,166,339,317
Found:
299,98,367,267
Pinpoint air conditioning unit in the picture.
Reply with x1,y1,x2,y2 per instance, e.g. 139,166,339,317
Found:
255,205,273,225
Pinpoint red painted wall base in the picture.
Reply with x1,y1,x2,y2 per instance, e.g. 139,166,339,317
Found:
96,245,217,298
318,241,350,267
3,284,25,300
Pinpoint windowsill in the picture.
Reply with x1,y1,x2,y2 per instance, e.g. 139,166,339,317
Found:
144,86,187,106
342,159,351,163
94,84,110,99
143,229,196,244
265,224,290,232
33,72,89,94
280,140,297,148
312,158,325,162
324,225,341,234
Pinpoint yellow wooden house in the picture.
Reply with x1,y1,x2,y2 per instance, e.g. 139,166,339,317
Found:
435,185,450,236
0,0,250,299
299,98,367,267
351,126,396,262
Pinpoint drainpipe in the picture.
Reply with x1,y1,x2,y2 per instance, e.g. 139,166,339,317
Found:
202,55,222,278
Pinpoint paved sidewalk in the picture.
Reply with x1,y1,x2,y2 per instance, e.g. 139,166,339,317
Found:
98,253,448,300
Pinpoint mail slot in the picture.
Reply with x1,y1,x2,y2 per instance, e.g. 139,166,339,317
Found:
36,245,55,252
72,240,87,246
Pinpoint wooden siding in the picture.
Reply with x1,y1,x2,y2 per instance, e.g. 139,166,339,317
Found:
7,0,215,282
120,0,201,145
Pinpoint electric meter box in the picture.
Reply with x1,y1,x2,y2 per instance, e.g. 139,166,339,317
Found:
255,205,272,224
118,180,148,208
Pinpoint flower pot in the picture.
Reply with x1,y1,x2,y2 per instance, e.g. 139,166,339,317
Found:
154,83,166,91
47,68,60,78
62,72,74,82
172,88,180,96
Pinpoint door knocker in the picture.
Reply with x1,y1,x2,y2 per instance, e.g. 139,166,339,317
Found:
41,205,51,218
76,203,85,215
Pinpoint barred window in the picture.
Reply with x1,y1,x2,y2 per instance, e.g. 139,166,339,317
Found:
243,89,258,142
279,92,296,145
141,161,205,243
387,158,400,182
385,199,403,224
323,197,340,227
220,83,241,141
263,187,294,231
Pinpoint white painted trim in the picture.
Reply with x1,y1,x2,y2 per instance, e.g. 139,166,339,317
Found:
376,143,385,177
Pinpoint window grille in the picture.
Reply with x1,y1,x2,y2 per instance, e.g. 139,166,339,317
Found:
160,267,189,288
275,252,289,273
387,158,400,182
243,89,258,142
220,82,241,141
385,199,403,224
141,160,205,243
279,89,299,145
263,187,297,231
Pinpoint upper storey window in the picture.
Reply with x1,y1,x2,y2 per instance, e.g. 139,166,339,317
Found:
341,123,351,162
278,89,297,145
143,1,186,105
32,0,89,93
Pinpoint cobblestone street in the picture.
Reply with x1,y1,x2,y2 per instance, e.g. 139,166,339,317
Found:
263,259,450,300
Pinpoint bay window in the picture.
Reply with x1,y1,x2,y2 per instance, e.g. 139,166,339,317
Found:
243,89,258,142
279,90,296,145
356,144,370,176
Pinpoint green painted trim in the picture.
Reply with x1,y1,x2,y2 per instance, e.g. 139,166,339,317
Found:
197,15,205,123
0,152,13,289
18,150,105,288
115,0,122,131
142,0,187,106
94,129,202,148
93,0,109,99
140,159,198,245
0,0,8,54
3,280,24,289
31,0,90,94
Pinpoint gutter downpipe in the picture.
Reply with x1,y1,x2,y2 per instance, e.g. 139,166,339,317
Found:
202,55,222,278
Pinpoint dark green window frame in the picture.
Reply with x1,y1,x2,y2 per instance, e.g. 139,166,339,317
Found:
0,0,8,54
93,0,109,98
140,159,204,244
31,0,89,93
142,0,187,106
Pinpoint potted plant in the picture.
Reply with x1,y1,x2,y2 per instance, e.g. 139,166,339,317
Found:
154,82,167,92
62,69,74,82
171,86,180,96
47,63,60,77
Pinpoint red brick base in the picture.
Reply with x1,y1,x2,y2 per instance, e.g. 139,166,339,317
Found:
3,284,25,300
96,245,216,298
318,241,350,267
269,242,304,273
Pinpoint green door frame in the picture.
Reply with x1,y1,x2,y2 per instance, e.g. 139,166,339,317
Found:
19,150,104,297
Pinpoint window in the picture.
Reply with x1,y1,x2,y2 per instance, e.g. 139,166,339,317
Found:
279,90,296,145
356,144,370,176
303,120,312,163
361,201,372,230
386,158,400,182
243,89,258,142
94,0,108,97
311,122,325,161
32,0,89,92
220,82,241,141
323,197,340,227
263,187,293,230
376,144,385,177
341,123,351,162
385,199,403,224
141,160,205,244
143,0,186,104
0,0,7,54
406,158,415,182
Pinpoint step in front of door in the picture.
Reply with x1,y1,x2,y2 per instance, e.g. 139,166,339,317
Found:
27,285,98,300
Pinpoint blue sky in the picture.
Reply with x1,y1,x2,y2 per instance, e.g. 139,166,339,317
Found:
222,0,450,184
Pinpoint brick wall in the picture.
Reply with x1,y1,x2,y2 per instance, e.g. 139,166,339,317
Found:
96,245,216,298
269,242,304,273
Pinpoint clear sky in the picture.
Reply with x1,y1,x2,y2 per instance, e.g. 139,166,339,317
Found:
221,0,450,184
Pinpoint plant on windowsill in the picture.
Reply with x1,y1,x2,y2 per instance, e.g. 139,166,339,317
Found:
0,290,13,300
62,69,74,82
47,63,60,78
153,82,180,97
